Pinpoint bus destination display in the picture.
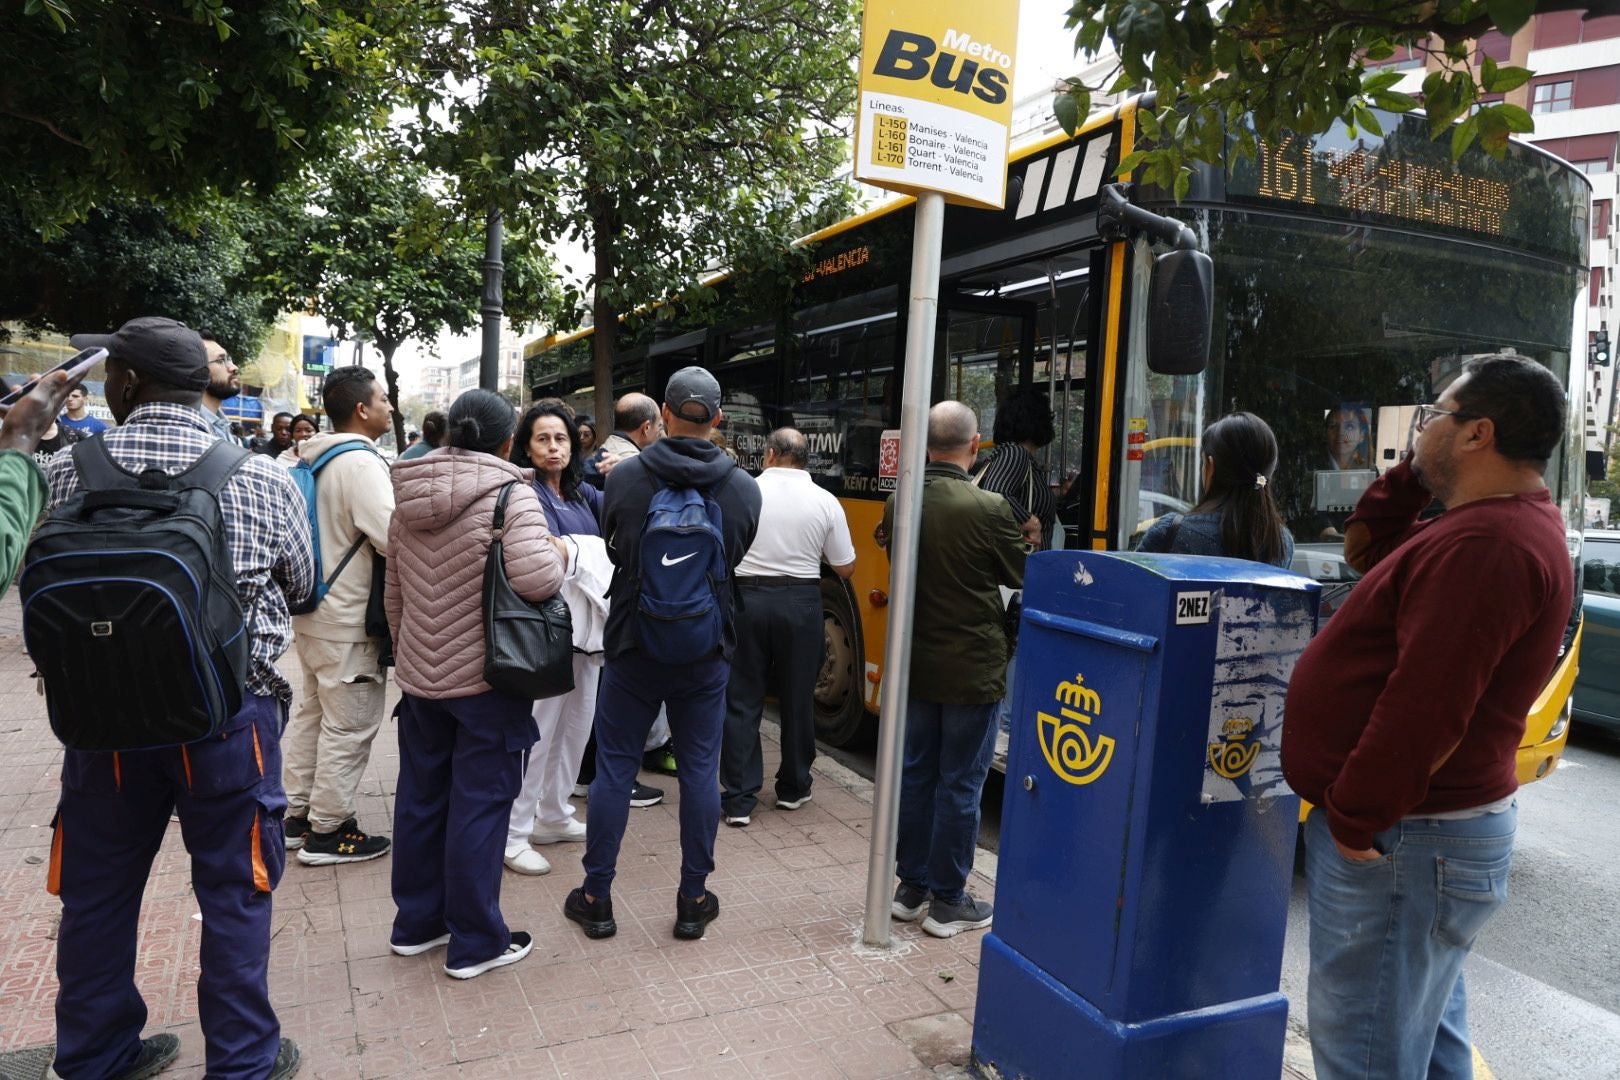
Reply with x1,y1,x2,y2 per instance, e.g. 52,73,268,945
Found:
1226,111,1588,263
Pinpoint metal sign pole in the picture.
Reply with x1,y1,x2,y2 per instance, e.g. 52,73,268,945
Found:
863,190,946,947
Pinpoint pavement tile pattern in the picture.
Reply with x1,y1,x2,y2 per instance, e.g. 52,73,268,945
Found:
0,595,987,1079
0,592,1311,1079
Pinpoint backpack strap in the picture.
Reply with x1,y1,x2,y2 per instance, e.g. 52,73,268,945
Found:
175,439,253,495
70,434,249,495
70,435,138,491
309,440,383,477
307,442,388,591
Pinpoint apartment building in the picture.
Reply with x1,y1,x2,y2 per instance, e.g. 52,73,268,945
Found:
1368,11,1619,465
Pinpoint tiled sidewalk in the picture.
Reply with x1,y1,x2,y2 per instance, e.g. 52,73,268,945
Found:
0,590,1312,1079
0,596,989,1080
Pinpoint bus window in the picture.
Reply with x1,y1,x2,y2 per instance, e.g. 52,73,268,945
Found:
715,323,783,472
940,307,1029,438
787,288,901,497
1027,273,1090,496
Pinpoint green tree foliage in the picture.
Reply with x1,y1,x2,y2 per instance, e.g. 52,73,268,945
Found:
2,0,430,231
417,0,860,424
1055,0,1608,199
0,195,272,359
245,137,560,448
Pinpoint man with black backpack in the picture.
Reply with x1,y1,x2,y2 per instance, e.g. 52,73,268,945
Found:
282,366,395,865
564,366,760,943
32,317,313,1080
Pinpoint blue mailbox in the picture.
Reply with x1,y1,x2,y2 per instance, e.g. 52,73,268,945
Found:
971,551,1318,1080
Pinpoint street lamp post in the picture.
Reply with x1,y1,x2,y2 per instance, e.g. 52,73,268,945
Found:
480,207,504,392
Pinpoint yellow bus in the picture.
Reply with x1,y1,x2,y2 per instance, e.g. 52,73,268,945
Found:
526,95,1590,785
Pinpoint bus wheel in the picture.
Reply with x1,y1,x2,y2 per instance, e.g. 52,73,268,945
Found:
816,577,868,747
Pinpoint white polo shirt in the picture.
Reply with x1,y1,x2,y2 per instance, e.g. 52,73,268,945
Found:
735,467,856,580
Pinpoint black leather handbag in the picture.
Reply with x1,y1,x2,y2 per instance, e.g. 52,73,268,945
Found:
482,482,574,700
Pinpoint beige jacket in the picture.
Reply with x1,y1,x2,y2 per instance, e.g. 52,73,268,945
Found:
290,432,394,643
385,448,564,699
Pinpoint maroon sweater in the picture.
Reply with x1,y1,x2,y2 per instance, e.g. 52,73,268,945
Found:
1282,459,1572,850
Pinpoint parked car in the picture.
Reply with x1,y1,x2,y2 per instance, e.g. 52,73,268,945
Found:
1575,529,1620,734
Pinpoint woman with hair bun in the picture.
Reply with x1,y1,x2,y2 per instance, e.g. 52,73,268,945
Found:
1137,412,1295,568
384,388,565,979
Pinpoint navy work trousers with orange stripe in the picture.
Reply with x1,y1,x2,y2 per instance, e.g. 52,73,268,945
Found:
50,694,286,1080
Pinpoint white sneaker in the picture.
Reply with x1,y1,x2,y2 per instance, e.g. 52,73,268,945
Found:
503,848,551,875
572,783,590,799
724,815,751,827
390,932,451,957
776,794,812,811
531,818,587,844
444,931,533,979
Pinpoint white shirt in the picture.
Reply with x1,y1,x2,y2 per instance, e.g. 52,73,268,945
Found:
735,467,856,579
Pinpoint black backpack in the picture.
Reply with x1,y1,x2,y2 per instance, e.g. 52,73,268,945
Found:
21,437,253,751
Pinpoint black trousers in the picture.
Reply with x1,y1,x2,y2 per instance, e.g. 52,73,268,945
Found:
720,581,824,817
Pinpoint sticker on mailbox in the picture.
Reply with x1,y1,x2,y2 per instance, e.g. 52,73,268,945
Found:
1175,591,1212,625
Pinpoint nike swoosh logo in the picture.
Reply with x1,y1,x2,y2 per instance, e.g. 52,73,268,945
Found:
661,552,698,567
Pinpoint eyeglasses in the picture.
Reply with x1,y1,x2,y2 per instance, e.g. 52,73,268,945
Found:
1414,403,1480,432
208,355,233,367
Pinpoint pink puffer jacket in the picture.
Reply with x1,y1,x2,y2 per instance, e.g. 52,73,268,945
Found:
385,448,564,699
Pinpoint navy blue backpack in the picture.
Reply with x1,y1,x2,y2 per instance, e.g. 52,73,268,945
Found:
634,472,732,664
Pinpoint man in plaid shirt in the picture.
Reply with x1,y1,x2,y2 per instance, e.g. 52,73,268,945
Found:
42,317,313,1080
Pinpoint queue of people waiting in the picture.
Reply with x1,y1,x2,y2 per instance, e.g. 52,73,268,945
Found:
0,315,1575,1080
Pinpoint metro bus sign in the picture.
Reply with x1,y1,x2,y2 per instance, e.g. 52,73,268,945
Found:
854,0,1021,210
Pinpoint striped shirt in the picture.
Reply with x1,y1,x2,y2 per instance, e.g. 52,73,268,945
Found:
42,403,315,702
972,443,1056,549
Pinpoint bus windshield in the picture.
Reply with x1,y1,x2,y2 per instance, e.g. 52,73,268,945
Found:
1121,209,1585,586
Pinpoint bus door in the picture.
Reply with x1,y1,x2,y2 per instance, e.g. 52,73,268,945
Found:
934,295,1038,441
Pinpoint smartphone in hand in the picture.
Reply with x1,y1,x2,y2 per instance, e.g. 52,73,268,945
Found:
0,347,107,408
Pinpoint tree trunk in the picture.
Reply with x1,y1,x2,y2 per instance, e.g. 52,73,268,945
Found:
590,191,618,430
377,338,408,453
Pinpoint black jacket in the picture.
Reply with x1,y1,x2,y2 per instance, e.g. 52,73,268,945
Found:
600,436,762,661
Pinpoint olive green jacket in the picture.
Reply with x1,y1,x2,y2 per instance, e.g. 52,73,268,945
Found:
0,449,46,598
880,462,1028,704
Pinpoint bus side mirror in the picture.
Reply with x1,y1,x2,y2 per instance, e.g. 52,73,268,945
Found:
1147,248,1213,376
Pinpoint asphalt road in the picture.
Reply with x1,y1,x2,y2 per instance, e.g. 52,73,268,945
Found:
821,721,1620,1079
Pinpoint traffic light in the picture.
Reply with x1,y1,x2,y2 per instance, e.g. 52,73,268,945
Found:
1597,329,1612,367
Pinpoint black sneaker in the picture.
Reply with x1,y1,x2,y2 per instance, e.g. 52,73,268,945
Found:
282,815,311,851
443,931,533,979
296,819,391,866
630,782,664,808
643,741,678,775
921,893,993,939
109,1032,180,1080
268,1037,301,1080
564,887,617,939
891,882,929,922
674,889,720,940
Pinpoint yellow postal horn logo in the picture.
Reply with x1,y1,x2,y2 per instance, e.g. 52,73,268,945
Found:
1037,674,1114,786
1208,717,1260,780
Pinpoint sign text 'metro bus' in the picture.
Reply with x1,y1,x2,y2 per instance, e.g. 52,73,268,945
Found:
855,0,1020,210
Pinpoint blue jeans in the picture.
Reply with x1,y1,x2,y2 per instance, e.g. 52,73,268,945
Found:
584,655,728,900
1304,804,1516,1080
896,698,997,904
